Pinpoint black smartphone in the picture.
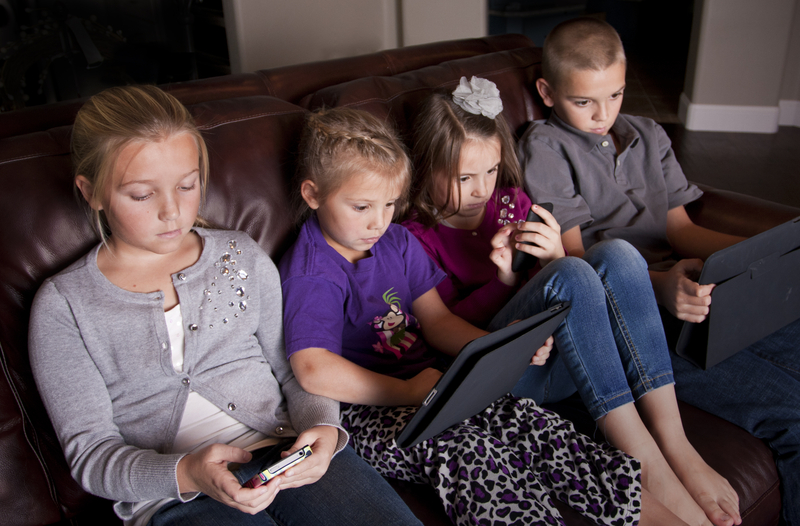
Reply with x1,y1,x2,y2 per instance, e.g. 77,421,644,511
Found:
511,202,554,273
243,445,313,488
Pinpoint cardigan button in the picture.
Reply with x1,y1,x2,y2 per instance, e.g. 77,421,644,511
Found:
275,426,285,435
601,140,609,147
228,402,236,411
182,378,190,387
177,273,186,280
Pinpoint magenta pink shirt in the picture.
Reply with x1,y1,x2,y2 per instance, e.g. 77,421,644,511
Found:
403,187,535,329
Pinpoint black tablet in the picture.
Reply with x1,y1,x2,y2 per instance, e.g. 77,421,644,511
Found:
396,302,570,448
675,216,800,369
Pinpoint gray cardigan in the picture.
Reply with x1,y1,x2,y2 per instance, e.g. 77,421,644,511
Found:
29,228,346,519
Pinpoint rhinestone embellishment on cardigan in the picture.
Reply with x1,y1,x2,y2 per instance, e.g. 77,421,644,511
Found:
193,238,250,330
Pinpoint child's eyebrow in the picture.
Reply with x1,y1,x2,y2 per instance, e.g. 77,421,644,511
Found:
567,84,626,100
119,169,200,187
344,195,401,202
460,162,500,176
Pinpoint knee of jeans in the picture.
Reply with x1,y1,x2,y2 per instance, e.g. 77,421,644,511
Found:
586,239,646,274
547,256,601,294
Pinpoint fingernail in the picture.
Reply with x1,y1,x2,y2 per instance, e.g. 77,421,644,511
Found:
533,204,538,210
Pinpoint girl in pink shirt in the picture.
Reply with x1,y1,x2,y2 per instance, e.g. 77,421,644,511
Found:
403,78,738,526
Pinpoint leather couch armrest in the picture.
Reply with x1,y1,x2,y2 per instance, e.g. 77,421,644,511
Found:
686,183,800,238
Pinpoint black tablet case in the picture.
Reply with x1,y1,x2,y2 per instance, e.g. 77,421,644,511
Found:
396,302,571,448
675,216,800,369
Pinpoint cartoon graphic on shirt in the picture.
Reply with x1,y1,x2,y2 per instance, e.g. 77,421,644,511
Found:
371,288,419,359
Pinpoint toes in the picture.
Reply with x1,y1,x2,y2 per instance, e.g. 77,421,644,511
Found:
719,497,742,526
698,494,740,526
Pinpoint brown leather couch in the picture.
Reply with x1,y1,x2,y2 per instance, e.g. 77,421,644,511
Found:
0,35,793,526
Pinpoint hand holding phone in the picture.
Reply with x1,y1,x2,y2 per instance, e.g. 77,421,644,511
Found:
244,445,313,488
511,202,554,273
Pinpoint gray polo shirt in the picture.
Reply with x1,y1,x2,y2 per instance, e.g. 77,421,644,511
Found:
518,112,702,265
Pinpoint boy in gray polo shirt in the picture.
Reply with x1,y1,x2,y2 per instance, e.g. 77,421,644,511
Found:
518,16,799,526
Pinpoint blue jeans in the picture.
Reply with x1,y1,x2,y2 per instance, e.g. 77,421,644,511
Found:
491,239,674,420
669,318,800,525
148,444,422,526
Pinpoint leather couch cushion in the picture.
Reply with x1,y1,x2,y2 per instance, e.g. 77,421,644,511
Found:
304,47,546,141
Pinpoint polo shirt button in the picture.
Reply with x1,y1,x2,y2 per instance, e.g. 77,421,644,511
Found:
228,402,236,411
616,159,620,166
601,140,609,147
182,378,190,387
275,426,285,435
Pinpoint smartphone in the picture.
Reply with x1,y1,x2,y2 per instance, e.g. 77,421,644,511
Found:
243,445,313,488
511,202,554,273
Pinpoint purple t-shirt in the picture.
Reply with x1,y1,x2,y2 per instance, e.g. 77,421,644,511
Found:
279,215,446,379
403,187,534,329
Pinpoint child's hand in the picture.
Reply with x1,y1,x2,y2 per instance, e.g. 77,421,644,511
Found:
178,443,281,514
276,425,339,490
652,259,715,323
489,225,519,286
530,335,554,366
514,205,565,267
406,367,444,405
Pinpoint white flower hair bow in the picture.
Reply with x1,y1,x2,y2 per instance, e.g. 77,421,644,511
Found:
452,76,503,119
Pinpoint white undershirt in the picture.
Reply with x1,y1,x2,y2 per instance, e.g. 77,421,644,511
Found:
126,305,276,526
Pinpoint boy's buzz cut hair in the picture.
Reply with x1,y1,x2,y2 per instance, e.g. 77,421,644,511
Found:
542,17,626,88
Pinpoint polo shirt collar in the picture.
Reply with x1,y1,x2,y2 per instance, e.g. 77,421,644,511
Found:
546,112,640,153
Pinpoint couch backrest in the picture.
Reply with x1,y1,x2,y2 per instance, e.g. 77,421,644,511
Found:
0,34,533,141
0,40,541,524
304,46,545,142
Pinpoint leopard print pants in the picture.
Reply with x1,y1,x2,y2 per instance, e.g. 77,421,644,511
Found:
341,395,641,526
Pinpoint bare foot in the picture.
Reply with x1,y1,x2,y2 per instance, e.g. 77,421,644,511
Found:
640,455,714,526
669,453,741,526
632,384,741,526
598,399,740,526
641,488,690,526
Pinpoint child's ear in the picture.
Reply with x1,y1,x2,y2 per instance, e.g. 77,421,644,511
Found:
75,176,103,211
300,180,321,210
535,78,556,108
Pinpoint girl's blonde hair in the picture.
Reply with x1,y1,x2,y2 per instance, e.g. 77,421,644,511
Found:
71,85,210,242
294,107,412,223
409,91,523,228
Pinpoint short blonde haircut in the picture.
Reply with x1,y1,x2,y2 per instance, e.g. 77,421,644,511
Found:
542,17,626,88
409,91,523,228
295,107,412,223
71,85,209,242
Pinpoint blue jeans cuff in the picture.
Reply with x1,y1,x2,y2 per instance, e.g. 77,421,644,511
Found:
630,371,675,401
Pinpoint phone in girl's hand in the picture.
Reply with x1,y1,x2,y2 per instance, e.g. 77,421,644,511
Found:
244,445,313,488
511,202,554,273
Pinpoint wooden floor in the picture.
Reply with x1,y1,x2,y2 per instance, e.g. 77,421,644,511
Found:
621,35,800,211
661,124,800,210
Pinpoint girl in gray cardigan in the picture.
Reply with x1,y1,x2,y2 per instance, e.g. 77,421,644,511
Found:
28,86,420,526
